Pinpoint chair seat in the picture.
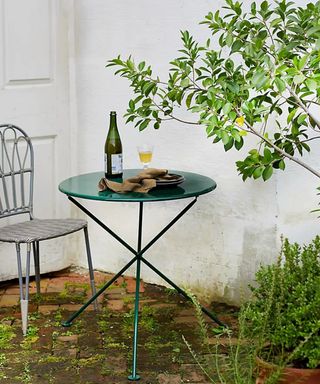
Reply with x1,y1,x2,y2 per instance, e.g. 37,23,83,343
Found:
0,218,87,243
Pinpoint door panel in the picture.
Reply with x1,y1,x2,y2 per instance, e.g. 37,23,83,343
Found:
0,0,74,280
4,0,52,84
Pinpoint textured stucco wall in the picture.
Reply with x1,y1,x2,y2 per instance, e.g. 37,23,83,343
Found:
71,0,318,304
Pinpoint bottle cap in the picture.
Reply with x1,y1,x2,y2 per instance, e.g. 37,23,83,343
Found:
110,111,117,115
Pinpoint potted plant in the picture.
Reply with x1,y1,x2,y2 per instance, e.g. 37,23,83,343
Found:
184,237,320,383
243,236,320,383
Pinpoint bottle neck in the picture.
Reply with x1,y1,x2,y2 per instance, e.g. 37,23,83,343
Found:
109,113,117,131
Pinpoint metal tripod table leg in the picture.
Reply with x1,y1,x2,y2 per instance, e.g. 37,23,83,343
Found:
62,255,137,327
141,255,225,327
62,195,227,381
128,202,143,381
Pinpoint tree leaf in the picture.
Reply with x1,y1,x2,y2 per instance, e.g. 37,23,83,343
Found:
298,55,309,70
138,61,146,71
252,71,267,89
229,111,237,121
293,74,306,85
306,78,317,90
139,119,151,131
287,108,297,123
234,136,244,150
221,130,230,145
231,39,242,53
263,148,272,163
180,78,189,87
297,114,307,124
143,82,156,96
223,102,233,115
274,77,286,93
224,137,234,151
262,165,273,181
253,166,264,179
225,33,233,47
261,1,268,12
186,92,195,109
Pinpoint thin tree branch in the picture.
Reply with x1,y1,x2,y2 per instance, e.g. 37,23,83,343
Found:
286,86,320,130
152,100,199,125
247,123,320,179
301,136,320,143
306,99,320,107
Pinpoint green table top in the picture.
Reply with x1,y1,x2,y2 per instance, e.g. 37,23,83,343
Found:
59,169,216,202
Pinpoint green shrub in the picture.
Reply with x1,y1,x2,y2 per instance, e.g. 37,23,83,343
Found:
244,236,320,368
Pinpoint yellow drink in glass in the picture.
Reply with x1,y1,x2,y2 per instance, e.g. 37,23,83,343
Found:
137,145,154,168
138,151,153,164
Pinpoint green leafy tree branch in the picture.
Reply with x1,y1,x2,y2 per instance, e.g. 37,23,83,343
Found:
107,0,320,181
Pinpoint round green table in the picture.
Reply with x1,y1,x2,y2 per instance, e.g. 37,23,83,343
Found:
59,169,222,381
59,169,216,202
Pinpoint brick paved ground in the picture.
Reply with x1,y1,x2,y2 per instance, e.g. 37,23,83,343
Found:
0,268,239,384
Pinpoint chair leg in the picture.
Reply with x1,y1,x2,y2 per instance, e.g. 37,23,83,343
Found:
16,242,31,336
33,241,41,295
83,226,98,310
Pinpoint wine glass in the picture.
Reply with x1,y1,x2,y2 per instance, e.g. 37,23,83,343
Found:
137,144,153,169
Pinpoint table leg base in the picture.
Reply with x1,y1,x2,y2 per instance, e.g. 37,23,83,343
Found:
128,374,140,381
61,321,72,327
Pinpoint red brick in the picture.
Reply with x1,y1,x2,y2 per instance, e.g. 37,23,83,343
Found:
140,299,157,305
57,334,79,343
1,319,13,326
0,294,19,307
106,299,124,311
4,286,21,295
125,277,145,293
46,284,64,293
105,288,126,300
29,279,50,290
107,287,126,295
127,302,140,311
67,348,78,358
127,299,157,311
61,303,95,312
157,373,181,384
150,303,176,309
38,304,59,314
49,275,89,285
53,348,79,358
27,303,37,313
94,271,114,284
111,276,125,287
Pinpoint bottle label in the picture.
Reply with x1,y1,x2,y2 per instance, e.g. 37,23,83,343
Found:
105,153,123,175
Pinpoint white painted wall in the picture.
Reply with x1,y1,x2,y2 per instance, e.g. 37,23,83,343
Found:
28,0,312,305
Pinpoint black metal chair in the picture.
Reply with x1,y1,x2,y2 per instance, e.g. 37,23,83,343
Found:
0,124,97,335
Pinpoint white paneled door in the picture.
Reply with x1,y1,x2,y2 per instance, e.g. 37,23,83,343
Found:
0,0,75,280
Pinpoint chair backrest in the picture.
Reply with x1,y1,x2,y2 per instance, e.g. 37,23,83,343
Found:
0,124,34,219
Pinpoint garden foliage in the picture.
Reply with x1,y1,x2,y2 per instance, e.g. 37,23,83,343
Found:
107,0,320,181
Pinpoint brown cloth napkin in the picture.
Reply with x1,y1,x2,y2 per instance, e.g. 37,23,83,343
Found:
98,168,169,193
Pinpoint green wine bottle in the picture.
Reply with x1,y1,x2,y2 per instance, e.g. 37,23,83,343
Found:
104,111,123,178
